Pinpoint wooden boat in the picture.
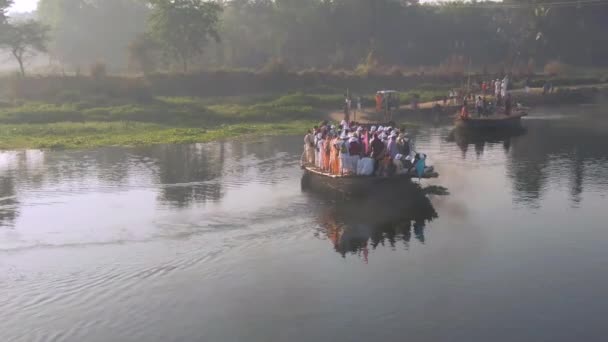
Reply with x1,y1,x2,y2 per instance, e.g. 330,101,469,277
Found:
455,110,528,129
301,165,438,196
302,121,437,195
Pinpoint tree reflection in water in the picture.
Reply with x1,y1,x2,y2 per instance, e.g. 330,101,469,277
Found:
310,183,446,262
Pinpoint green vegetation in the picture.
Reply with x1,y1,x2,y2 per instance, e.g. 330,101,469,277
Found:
0,92,328,149
0,121,315,150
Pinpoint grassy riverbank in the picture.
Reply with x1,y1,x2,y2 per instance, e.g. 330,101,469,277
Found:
0,88,444,149
1,71,605,150
0,93,324,149
0,121,315,149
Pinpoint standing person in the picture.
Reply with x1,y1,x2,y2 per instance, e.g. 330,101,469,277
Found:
542,81,550,95
525,77,531,94
338,134,349,174
347,96,352,113
375,93,383,113
323,133,332,172
329,135,340,174
476,96,484,117
495,79,501,98
482,81,487,96
460,100,469,120
397,133,411,156
505,93,512,116
356,96,362,122
304,130,315,165
315,133,324,169
344,95,350,123
370,133,386,175
387,134,399,159
348,135,362,173
501,78,508,98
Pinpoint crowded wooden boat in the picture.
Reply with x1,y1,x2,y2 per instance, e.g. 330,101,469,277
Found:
455,78,529,130
301,120,438,194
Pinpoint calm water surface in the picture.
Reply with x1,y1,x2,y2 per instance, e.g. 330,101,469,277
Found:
1,105,608,342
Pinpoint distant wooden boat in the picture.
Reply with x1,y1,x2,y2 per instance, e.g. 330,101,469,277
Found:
301,165,438,195
455,110,527,129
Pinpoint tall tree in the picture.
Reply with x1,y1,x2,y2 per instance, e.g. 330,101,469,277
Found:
148,0,222,72
0,0,12,24
1,20,49,76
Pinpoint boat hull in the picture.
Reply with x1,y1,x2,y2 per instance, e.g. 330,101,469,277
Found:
455,112,527,130
301,166,437,196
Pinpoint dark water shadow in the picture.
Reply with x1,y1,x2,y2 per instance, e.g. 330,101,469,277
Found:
305,182,446,261
447,126,528,157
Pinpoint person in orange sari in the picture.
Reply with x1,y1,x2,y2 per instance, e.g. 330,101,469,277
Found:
329,136,340,174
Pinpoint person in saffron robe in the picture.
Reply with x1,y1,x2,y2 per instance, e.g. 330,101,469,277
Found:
329,136,339,174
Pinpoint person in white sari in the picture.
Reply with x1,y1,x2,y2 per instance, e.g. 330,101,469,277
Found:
304,130,315,165
337,134,349,174
315,133,324,168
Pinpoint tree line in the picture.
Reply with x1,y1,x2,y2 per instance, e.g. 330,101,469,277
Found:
2,0,608,76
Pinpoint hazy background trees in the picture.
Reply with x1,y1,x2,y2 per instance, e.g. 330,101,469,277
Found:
1,0,49,75
4,0,608,74
37,0,148,70
147,0,222,72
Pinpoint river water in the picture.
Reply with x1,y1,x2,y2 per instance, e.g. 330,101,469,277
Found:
1,105,608,342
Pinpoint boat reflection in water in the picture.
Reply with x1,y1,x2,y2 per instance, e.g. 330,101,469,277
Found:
304,180,446,262
448,125,528,156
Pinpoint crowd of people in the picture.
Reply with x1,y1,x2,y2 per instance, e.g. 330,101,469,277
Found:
459,75,515,119
303,120,418,177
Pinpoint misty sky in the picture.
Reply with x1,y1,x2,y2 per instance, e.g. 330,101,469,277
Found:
7,0,450,13
9,0,38,13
